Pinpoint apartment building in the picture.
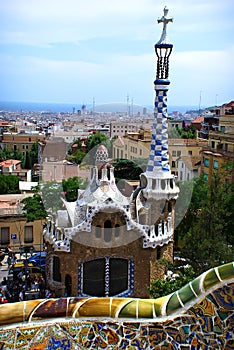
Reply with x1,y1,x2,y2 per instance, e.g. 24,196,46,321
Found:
0,132,46,157
113,130,207,177
0,194,44,253
201,101,234,183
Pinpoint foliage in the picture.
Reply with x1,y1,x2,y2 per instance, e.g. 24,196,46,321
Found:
21,194,47,222
62,176,88,202
39,181,64,217
176,168,234,275
66,149,86,164
0,146,24,162
149,259,196,298
22,141,38,169
113,158,147,182
0,174,20,194
85,132,110,154
168,125,196,139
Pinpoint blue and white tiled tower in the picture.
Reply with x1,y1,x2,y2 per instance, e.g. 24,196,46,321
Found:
140,6,179,202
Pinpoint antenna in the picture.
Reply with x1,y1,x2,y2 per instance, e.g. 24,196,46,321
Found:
93,97,95,115
199,91,202,113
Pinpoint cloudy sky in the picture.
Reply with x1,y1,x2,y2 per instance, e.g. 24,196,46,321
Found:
0,0,233,109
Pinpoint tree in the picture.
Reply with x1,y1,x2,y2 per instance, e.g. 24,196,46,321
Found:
62,176,88,202
66,149,86,164
113,158,147,182
85,132,110,153
22,141,38,169
39,181,64,217
0,146,24,163
0,174,20,194
21,194,47,222
149,259,196,298
177,170,234,274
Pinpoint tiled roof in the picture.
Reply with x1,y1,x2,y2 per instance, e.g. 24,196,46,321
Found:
0,159,21,168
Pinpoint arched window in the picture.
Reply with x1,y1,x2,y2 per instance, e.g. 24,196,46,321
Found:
114,224,120,238
95,225,102,239
79,257,134,297
104,220,112,242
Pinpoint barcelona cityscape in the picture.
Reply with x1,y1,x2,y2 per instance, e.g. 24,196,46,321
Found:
0,0,233,349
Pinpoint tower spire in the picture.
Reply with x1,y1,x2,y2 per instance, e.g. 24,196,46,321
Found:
139,6,179,201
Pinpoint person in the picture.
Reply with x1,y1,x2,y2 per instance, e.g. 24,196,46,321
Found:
7,255,11,268
19,287,25,301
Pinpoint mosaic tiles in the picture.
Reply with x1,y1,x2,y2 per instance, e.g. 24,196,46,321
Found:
0,262,233,349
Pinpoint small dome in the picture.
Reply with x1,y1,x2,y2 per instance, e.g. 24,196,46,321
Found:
95,145,109,167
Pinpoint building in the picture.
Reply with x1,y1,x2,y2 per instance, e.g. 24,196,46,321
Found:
201,101,234,183
177,156,201,181
0,159,32,182
113,133,207,177
199,108,220,139
43,8,179,298
0,194,44,253
0,132,46,157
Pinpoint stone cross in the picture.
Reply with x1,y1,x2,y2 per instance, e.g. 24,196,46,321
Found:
157,6,173,44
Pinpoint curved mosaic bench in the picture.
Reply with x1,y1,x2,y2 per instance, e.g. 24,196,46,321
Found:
0,262,233,349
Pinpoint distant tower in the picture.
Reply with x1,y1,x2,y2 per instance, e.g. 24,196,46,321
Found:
138,6,179,246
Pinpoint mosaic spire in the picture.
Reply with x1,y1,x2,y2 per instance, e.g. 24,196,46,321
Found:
146,6,173,176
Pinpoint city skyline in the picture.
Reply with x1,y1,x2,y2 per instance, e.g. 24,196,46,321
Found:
0,0,233,109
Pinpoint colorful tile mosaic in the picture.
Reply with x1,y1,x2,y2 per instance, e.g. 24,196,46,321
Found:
0,262,233,349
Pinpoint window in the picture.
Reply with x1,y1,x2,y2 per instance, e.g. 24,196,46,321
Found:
53,256,61,282
220,126,225,133
0,227,10,245
104,220,112,242
79,257,134,297
204,158,209,167
177,151,181,156
188,150,192,155
95,225,101,239
172,161,176,168
211,141,215,148
213,160,218,169
204,173,208,182
225,143,228,152
172,150,176,156
24,226,33,243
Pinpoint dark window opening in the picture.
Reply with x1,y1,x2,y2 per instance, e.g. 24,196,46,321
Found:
80,257,133,297
0,227,10,245
109,258,128,296
53,256,61,282
83,258,105,296
104,220,112,242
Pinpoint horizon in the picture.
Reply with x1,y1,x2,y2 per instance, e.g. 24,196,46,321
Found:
0,100,208,114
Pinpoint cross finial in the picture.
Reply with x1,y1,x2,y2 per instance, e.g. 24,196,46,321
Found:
157,6,173,45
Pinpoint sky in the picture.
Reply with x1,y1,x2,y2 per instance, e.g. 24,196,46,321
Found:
0,0,233,109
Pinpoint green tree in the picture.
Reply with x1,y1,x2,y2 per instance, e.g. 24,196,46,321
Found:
39,181,64,217
66,149,86,164
85,132,110,153
0,174,20,194
0,147,24,163
21,194,47,222
149,259,196,298
178,170,234,274
113,158,147,182
62,176,88,202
